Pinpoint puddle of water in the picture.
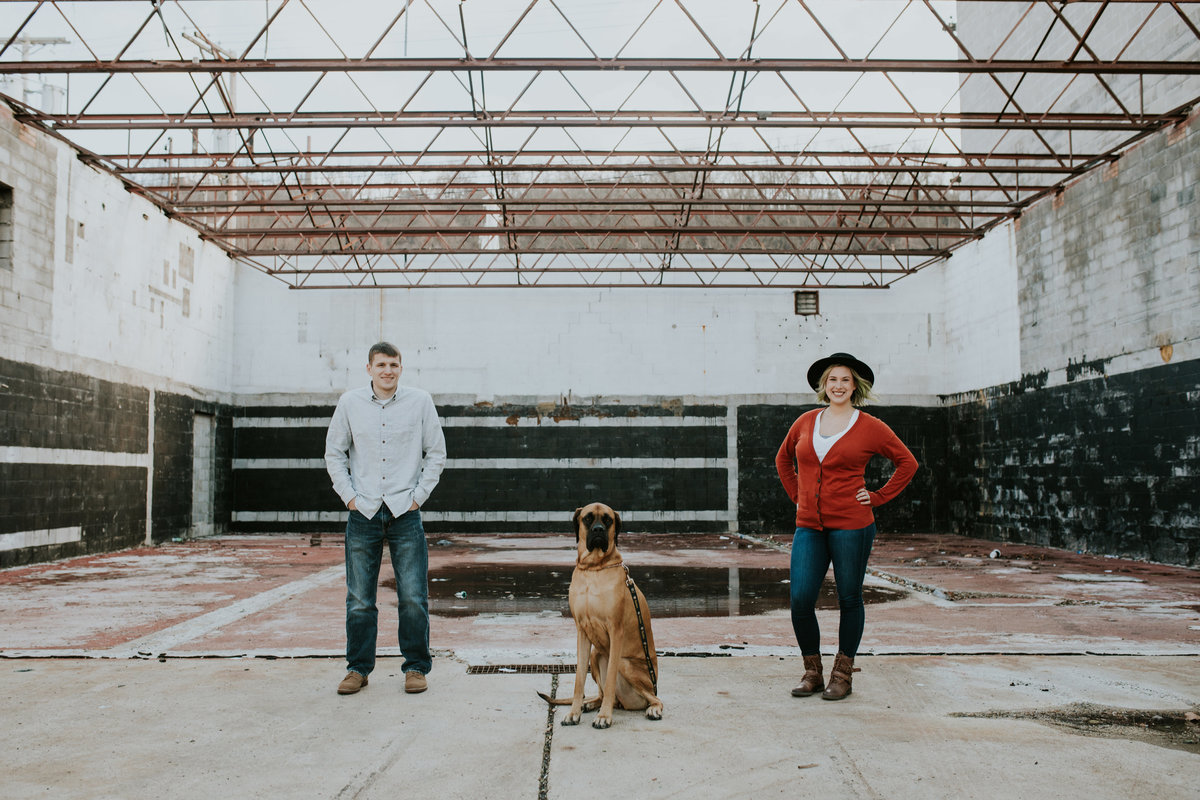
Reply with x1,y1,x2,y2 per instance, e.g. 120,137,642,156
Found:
383,564,904,618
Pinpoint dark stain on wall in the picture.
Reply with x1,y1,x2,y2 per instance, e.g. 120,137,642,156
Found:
1066,355,1112,383
1014,370,1050,394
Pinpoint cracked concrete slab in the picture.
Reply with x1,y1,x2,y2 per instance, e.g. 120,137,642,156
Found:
0,532,1197,798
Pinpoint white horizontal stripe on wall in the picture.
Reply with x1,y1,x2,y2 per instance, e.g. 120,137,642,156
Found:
0,527,83,552
233,417,330,428
233,415,724,429
439,416,725,428
232,510,735,524
233,457,730,470
0,446,150,468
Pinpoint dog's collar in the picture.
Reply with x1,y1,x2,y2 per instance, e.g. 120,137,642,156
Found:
575,559,625,572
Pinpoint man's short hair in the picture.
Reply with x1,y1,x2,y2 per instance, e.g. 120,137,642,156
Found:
368,341,401,364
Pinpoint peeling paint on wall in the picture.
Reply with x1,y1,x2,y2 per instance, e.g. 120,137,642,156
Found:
1066,356,1112,383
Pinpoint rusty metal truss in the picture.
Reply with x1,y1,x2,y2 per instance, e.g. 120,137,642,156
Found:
1,0,1198,289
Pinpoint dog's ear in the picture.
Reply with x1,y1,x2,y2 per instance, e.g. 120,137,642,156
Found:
612,509,621,547
572,507,582,542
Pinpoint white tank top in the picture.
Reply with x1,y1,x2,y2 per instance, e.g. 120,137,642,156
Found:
812,409,859,462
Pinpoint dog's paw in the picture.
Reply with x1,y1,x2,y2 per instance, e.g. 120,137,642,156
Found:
591,715,613,729
561,713,581,726
645,704,663,720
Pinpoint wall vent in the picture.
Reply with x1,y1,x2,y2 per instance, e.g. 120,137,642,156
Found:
793,290,819,316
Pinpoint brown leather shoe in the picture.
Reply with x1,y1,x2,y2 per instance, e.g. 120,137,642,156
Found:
405,671,428,694
791,654,824,697
337,671,368,695
821,652,854,701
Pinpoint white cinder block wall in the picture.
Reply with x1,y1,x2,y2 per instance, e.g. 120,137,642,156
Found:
1014,128,1200,382
0,106,236,395
49,153,237,394
232,264,958,401
936,222,1023,396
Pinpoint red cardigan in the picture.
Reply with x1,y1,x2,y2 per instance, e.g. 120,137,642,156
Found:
775,409,918,530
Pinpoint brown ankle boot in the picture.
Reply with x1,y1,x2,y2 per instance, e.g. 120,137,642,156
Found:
791,654,824,697
821,652,854,701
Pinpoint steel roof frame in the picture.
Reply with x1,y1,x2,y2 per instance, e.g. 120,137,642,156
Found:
1,0,1197,289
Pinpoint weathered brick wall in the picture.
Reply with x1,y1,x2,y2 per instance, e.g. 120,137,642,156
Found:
945,358,1200,566
942,5,1200,566
938,222,1022,395
0,107,57,361
1013,123,1199,378
231,265,953,399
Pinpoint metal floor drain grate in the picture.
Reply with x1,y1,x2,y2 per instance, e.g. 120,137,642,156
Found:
467,664,576,675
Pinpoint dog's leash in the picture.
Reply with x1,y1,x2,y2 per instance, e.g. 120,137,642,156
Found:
623,564,658,694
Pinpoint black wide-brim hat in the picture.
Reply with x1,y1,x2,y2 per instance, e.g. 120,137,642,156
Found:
807,352,874,390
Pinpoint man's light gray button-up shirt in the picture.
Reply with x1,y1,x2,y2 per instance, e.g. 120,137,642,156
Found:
324,384,447,519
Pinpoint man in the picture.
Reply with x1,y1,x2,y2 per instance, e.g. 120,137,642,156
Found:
325,342,447,696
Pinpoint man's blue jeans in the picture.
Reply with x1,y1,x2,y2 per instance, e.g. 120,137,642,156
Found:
344,505,431,677
789,524,877,658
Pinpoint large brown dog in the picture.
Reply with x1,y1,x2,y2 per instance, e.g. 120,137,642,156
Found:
542,502,663,729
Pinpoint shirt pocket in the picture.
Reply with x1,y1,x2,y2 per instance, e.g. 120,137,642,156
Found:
387,416,419,448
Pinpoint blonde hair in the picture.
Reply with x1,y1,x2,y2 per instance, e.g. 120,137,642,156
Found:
815,364,878,407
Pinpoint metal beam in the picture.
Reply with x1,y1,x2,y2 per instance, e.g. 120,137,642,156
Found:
7,57,1199,75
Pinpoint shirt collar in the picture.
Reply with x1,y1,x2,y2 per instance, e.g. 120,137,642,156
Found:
369,384,399,405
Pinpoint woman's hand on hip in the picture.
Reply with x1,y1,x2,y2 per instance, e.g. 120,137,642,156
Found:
856,488,871,506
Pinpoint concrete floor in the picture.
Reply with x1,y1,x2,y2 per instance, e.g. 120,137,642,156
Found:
1,532,1197,799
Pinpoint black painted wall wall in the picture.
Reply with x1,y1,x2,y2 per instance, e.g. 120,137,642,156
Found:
1,357,149,566
5,355,1198,566
0,358,233,566
944,358,1200,566
151,391,234,544
437,403,728,532
232,401,731,534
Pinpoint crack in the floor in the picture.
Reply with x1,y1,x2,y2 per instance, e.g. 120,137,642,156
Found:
538,673,559,800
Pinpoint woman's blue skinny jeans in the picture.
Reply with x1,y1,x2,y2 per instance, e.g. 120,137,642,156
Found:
789,524,877,658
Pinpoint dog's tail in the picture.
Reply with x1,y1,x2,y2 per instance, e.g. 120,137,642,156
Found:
536,691,574,706
536,691,602,710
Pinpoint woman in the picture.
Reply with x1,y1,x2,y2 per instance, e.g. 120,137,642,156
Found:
774,353,917,700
